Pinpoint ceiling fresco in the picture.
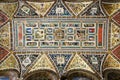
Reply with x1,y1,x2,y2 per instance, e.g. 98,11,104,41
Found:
12,18,108,52
0,0,120,80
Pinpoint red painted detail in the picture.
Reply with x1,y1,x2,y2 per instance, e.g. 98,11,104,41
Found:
18,25,23,46
0,11,9,27
98,25,103,46
112,45,120,60
113,12,120,25
0,47,9,61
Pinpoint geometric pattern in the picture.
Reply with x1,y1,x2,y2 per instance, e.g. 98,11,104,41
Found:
47,0,72,17
0,22,11,49
66,54,94,73
81,1,106,17
112,45,120,60
113,11,120,26
65,1,93,16
0,0,119,79
0,11,9,27
16,53,39,75
102,3,120,16
82,54,106,74
15,3,39,17
0,47,9,62
49,53,72,75
0,2,18,18
13,18,108,52
0,54,20,72
29,54,56,73
103,54,120,70
27,1,54,17
111,23,120,49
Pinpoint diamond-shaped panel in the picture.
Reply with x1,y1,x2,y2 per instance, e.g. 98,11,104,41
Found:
113,11,120,26
0,11,9,27
112,45,120,60
0,47,9,62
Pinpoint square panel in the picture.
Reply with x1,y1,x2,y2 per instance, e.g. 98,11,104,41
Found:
66,35,74,41
76,29,86,41
67,28,74,34
88,35,96,41
46,28,54,34
46,35,54,41
88,28,96,34
25,27,32,34
34,29,44,40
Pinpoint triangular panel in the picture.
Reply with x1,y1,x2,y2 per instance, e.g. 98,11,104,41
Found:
102,3,120,16
112,11,120,26
49,53,72,75
111,23,120,49
47,0,72,17
82,54,106,74
27,1,54,16
15,3,39,17
112,45,120,60
29,54,56,73
103,54,120,70
0,2,18,19
0,22,11,49
0,11,9,27
16,53,39,75
0,54,19,71
81,1,105,17
0,47,9,62
66,54,94,73
65,1,93,16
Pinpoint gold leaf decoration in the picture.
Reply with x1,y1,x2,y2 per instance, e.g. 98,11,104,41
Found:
111,23,120,49
102,3,120,16
29,54,56,73
103,54,120,70
0,54,20,71
0,2,18,19
27,1,54,16
0,22,11,49
65,1,93,16
66,54,94,73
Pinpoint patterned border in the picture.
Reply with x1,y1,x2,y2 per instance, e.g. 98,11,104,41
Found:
110,22,120,49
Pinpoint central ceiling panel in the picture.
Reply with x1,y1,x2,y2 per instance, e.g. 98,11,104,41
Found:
12,18,108,52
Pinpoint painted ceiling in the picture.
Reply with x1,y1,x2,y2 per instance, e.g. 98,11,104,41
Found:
0,0,120,79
